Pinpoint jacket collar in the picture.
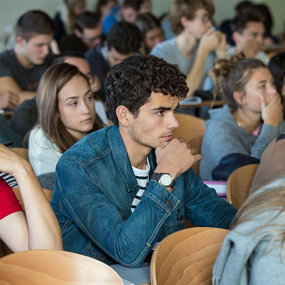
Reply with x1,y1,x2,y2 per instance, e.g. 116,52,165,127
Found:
107,126,157,192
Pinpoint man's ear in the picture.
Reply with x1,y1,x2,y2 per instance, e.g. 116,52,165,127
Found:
232,31,241,45
74,28,82,38
16,36,25,47
233,91,245,105
180,16,190,28
116,105,130,127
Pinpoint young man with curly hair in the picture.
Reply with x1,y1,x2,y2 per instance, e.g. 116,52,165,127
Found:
51,55,236,267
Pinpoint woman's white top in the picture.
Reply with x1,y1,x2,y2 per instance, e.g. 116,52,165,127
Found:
28,126,62,176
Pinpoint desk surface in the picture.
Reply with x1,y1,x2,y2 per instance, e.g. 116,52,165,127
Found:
179,100,224,108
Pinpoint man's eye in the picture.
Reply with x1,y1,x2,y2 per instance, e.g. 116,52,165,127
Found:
156,111,163,116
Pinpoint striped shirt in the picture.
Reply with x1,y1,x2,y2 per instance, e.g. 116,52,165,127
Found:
131,159,150,213
0,172,18,188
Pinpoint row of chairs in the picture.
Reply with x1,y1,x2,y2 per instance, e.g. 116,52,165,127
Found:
0,227,228,285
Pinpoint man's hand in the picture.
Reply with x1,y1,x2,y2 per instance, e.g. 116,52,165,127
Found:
199,30,226,54
155,138,202,180
215,33,227,59
0,91,20,109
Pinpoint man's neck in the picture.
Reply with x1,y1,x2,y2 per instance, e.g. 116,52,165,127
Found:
119,128,151,170
14,46,34,69
176,31,197,58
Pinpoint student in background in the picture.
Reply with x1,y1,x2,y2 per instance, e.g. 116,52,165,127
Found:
28,63,102,176
0,10,56,107
102,0,151,35
60,11,102,53
0,143,62,252
95,0,118,21
54,0,86,46
269,52,285,117
151,0,226,98
200,55,285,180
213,174,285,284
228,6,269,64
10,52,103,138
134,13,164,55
85,22,141,103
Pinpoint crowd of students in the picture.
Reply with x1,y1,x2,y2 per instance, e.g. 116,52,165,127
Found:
0,0,285,283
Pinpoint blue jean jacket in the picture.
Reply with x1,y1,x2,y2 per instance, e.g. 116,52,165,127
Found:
51,126,236,267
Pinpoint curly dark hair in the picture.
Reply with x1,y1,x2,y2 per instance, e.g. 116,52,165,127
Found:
105,55,188,126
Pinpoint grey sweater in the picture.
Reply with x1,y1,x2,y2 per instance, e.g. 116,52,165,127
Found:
213,178,285,285
200,105,285,180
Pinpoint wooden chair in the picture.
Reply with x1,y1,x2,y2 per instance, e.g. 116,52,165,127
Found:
188,135,203,175
10,148,29,161
226,163,259,210
151,227,229,285
12,187,53,211
0,250,123,284
173,114,206,142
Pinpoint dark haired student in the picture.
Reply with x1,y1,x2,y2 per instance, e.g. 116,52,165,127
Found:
51,55,236,267
0,10,55,107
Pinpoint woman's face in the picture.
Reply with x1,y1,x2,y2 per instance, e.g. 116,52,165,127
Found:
73,0,86,15
58,75,95,140
242,67,277,113
144,27,164,53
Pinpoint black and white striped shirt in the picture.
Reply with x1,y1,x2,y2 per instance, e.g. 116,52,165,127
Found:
131,160,150,213
0,172,18,188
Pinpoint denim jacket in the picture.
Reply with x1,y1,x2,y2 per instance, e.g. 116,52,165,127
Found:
51,126,236,267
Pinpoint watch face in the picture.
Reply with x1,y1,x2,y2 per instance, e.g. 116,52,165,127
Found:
159,174,173,186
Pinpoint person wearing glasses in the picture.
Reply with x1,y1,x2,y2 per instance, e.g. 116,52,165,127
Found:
60,11,102,54
150,0,226,98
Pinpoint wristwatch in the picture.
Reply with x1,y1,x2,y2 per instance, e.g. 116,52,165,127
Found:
151,172,175,188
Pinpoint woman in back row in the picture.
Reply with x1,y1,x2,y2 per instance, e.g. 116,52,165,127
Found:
200,54,285,180
28,63,102,176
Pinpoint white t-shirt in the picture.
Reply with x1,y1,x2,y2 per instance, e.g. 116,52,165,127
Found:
28,126,62,176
